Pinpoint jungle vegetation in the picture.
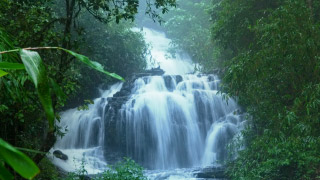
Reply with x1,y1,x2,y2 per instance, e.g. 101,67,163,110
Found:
0,0,175,179
1,0,320,179
163,0,320,179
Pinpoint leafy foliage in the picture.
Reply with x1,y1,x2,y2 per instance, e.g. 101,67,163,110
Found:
60,48,125,81
62,0,176,24
163,0,214,72
66,17,148,106
62,158,147,180
210,0,320,179
0,69,8,77
1,46,125,132
19,49,55,131
0,0,175,178
97,158,147,180
0,62,25,70
0,138,40,179
0,45,124,180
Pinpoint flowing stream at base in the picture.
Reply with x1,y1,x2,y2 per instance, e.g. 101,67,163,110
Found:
50,28,245,179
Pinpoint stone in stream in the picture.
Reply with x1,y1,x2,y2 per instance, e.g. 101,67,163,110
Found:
194,166,227,179
53,150,68,161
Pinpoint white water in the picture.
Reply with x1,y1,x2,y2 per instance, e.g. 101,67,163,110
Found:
50,27,244,179
139,28,194,75
50,83,122,174
118,74,239,169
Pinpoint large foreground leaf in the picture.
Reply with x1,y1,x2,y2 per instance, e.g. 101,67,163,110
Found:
0,139,40,179
59,48,125,81
0,164,14,180
0,69,8,77
0,62,25,70
19,49,55,131
15,147,46,154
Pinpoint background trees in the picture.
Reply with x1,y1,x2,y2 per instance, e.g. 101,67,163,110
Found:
162,0,214,72
156,0,320,178
209,0,320,179
0,0,176,178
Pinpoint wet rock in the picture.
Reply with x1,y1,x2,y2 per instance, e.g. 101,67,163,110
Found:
103,69,170,156
79,175,91,180
53,150,68,161
113,90,130,97
133,68,165,79
208,75,216,82
175,75,183,84
163,75,174,91
144,67,165,75
194,166,227,179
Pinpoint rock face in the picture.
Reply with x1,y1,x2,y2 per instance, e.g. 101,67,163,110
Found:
104,82,131,157
53,150,68,161
103,68,167,161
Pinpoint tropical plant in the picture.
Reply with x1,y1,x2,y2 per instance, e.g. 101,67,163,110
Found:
0,138,40,179
1,47,124,130
0,0,177,179
97,158,147,180
69,16,149,106
0,47,124,179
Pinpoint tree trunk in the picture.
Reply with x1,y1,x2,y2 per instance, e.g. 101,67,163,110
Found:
59,0,76,74
33,0,77,164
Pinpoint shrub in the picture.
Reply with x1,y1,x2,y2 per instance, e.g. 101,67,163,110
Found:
97,158,147,180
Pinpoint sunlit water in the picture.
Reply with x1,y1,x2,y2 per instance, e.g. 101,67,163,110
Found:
50,28,244,179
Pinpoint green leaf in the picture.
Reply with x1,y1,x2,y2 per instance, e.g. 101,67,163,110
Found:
0,164,14,180
49,78,67,102
0,139,40,179
0,62,25,70
59,48,125,81
15,147,46,154
19,49,55,131
0,69,8,77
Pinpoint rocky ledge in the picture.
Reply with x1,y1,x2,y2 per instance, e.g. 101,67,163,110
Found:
193,166,228,179
103,68,167,159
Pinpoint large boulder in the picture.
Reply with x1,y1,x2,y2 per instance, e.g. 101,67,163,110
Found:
53,150,68,161
194,166,227,179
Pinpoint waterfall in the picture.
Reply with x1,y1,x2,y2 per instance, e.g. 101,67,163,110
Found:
50,83,123,174
50,27,244,178
116,74,240,169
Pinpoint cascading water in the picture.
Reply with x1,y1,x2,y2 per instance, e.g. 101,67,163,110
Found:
116,74,239,170
138,28,194,75
51,27,244,179
50,83,123,174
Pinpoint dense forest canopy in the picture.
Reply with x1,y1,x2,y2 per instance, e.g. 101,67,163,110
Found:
1,0,320,179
